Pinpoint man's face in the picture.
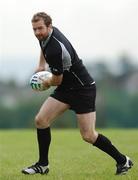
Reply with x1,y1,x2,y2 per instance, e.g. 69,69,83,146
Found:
32,19,50,40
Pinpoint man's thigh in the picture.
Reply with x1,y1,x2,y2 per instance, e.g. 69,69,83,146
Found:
77,112,98,143
77,112,96,133
37,96,70,125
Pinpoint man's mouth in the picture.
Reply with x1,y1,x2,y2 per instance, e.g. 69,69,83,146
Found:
36,35,43,40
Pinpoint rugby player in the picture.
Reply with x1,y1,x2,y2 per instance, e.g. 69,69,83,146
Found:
22,12,133,175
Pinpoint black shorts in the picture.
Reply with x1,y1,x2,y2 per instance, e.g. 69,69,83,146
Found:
50,84,96,114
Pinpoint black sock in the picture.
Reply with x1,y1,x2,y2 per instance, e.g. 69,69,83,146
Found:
37,127,51,166
93,134,126,164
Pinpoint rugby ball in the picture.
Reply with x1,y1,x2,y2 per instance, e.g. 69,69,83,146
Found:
30,71,52,91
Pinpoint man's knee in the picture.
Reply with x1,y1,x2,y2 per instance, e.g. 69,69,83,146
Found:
82,131,98,144
35,114,49,128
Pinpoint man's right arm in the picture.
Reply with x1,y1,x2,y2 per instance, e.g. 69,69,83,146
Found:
35,50,48,73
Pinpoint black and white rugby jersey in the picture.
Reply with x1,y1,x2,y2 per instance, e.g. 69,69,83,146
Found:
39,27,95,89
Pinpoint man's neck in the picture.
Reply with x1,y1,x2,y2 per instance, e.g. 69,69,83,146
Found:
41,28,53,48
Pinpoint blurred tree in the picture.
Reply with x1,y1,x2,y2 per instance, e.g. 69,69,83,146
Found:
0,55,138,129
118,53,135,76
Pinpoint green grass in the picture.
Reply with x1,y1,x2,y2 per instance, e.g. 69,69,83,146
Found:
0,129,138,180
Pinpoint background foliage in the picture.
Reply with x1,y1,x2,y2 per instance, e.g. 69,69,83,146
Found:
0,55,138,128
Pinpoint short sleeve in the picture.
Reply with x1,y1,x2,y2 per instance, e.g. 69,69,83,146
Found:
49,51,63,75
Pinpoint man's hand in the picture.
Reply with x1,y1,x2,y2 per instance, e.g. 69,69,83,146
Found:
39,77,51,89
40,74,63,87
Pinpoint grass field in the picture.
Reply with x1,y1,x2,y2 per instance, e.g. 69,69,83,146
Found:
0,129,138,180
